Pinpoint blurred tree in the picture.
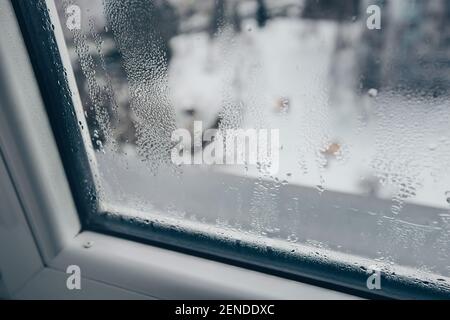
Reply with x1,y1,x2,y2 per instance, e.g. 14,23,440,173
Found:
357,0,389,92
231,2,242,33
210,0,226,36
302,0,360,21
256,0,269,27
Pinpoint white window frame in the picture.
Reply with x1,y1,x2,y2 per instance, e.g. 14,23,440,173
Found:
0,0,356,300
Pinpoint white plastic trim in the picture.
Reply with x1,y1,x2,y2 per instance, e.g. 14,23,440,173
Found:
0,0,81,263
48,231,358,300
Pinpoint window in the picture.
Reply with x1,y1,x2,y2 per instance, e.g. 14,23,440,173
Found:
16,0,450,298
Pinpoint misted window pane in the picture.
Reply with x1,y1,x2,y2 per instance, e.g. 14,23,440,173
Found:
57,0,450,285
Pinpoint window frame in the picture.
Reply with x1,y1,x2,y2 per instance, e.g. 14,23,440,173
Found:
1,0,358,300
3,0,449,299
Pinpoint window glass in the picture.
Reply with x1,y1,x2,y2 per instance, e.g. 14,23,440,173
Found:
56,0,450,291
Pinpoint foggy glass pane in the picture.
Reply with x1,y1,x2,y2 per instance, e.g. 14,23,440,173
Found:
56,0,450,287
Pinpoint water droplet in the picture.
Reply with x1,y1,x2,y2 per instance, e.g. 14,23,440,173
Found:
428,143,438,151
278,97,290,113
287,234,298,243
83,241,94,249
368,88,378,98
316,184,325,194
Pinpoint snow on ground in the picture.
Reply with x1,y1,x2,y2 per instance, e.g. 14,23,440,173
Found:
165,17,450,210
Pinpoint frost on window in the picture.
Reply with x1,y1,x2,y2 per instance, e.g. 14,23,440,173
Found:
57,0,450,288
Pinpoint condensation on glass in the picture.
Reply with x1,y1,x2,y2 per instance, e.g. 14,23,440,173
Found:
56,0,450,288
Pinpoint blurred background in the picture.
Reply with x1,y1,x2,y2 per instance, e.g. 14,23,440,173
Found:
55,0,450,277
